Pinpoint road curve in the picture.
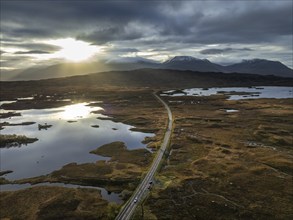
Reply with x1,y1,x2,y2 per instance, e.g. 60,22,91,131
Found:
115,92,173,220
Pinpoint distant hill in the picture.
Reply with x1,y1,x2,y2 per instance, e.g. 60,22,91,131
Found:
9,62,110,81
159,56,292,77
2,69,292,97
1,58,159,81
161,56,224,73
225,59,293,78
1,56,292,81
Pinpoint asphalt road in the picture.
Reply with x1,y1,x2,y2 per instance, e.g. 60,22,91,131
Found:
115,92,173,220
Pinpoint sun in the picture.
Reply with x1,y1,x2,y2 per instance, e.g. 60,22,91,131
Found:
49,38,98,62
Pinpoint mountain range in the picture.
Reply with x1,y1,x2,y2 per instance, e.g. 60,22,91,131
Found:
1,56,292,81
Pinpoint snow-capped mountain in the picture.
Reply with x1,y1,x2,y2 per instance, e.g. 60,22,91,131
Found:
163,56,201,63
161,56,224,72
2,56,292,81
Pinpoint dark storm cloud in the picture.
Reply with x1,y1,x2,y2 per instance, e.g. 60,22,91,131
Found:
189,3,293,44
1,0,292,44
1,42,61,52
77,27,143,45
3,27,56,39
200,48,253,55
14,50,51,55
0,0,164,40
0,0,292,68
106,48,140,53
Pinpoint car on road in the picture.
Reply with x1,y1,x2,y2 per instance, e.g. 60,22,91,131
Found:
134,197,138,203
147,181,153,189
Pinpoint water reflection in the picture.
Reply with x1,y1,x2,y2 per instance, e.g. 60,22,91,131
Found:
0,102,154,180
61,103,98,120
162,86,293,100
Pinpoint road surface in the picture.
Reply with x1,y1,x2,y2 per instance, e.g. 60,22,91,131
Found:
115,92,173,220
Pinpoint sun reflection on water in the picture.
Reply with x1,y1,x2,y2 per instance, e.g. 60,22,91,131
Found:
60,103,101,120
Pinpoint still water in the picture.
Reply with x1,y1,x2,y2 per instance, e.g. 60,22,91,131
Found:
0,102,154,181
162,86,293,100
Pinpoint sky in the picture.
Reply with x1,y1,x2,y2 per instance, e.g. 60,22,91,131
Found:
1,0,292,71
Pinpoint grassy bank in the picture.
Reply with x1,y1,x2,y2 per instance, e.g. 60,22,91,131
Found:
0,134,38,148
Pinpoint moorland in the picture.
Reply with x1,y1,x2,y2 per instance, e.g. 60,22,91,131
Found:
1,69,293,219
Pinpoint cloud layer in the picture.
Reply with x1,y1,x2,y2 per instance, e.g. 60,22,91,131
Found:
1,0,292,69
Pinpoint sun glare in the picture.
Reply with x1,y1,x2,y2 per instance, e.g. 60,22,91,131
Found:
49,38,98,62
61,103,92,120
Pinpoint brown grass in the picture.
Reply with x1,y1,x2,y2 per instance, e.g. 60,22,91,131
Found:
91,141,152,166
144,96,293,219
0,186,119,220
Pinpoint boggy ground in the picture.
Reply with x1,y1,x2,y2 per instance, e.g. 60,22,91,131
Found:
142,94,293,220
0,186,119,220
1,71,292,219
0,89,167,219
13,142,153,193
1,91,166,191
